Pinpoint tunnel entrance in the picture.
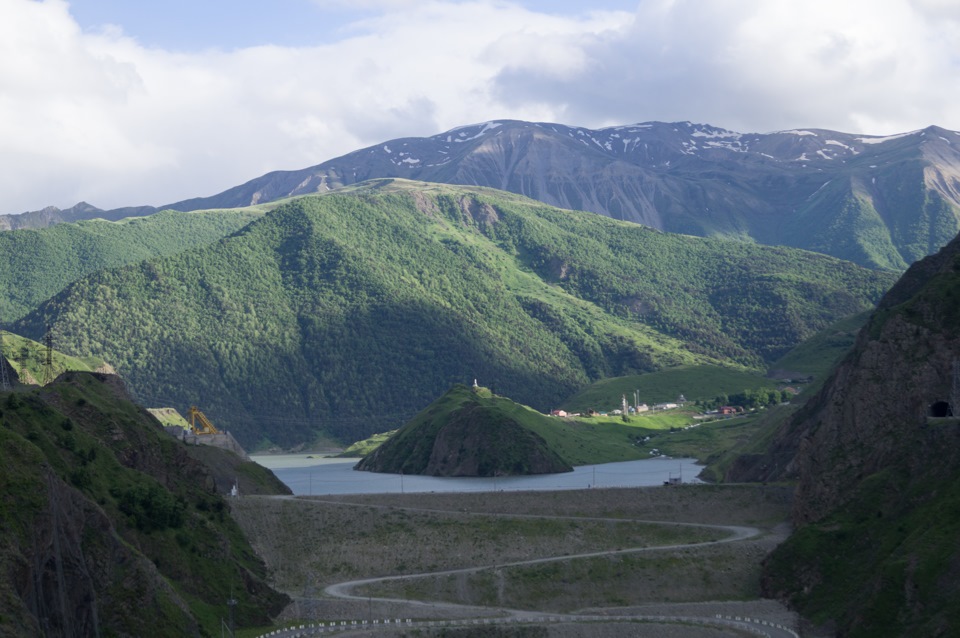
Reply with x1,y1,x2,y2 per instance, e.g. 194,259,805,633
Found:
929,401,954,418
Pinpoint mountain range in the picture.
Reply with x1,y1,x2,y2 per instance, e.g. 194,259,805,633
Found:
9,120,960,271
8,181,895,447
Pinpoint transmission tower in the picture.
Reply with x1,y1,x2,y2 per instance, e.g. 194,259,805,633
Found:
42,324,55,385
0,331,11,391
17,345,30,383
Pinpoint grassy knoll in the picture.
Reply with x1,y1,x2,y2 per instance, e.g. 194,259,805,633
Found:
356,385,572,475
346,390,785,471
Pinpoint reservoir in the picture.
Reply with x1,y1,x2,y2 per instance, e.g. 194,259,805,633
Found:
252,455,702,496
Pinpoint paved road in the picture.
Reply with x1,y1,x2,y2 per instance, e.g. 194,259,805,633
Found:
257,498,799,638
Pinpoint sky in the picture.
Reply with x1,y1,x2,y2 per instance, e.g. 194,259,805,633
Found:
2,0,959,214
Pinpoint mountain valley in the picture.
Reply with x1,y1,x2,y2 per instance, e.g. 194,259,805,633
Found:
7,180,894,448
2,115,960,636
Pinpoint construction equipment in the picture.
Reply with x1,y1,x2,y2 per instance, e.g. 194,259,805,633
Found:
188,406,221,435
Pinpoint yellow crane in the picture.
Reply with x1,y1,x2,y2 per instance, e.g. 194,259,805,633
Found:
188,406,220,435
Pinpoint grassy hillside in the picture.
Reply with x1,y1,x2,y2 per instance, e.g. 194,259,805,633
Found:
765,457,960,637
1,330,109,385
0,208,263,323
767,311,870,381
559,365,781,414
11,181,895,447
0,372,287,636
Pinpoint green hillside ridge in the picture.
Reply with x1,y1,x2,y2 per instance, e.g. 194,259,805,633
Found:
0,372,288,636
11,181,896,447
0,207,264,324
0,330,109,385
356,384,573,476
767,310,871,381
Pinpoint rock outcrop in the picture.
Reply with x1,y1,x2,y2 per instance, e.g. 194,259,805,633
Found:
741,231,960,636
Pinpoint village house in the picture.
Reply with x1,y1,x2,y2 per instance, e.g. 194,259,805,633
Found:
718,406,744,415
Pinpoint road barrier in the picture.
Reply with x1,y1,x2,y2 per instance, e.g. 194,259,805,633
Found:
257,612,800,637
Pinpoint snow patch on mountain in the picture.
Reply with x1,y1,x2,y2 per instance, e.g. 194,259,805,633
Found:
443,121,504,144
857,131,919,145
691,127,741,139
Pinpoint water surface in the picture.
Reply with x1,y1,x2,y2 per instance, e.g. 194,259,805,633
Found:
252,455,702,496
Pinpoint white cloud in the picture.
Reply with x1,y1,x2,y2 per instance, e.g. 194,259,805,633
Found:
0,0,957,214
0,0,629,213
493,0,960,135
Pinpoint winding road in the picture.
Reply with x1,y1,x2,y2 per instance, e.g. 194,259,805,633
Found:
257,498,800,637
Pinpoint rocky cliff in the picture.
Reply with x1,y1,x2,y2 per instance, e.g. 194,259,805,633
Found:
730,229,960,520
739,231,960,636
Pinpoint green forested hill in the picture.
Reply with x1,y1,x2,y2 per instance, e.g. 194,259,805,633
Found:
11,181,896,447
0,372,287,636
356,384,573,476
0,208,263,323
